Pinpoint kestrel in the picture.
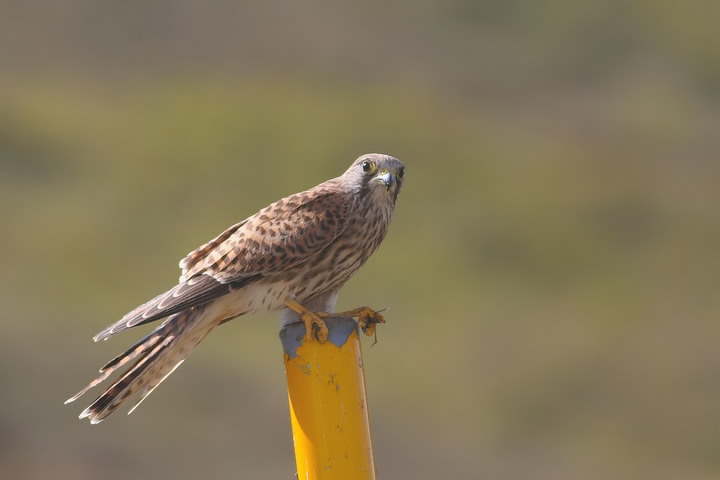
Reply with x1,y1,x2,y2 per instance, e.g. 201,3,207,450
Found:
66,153,404,423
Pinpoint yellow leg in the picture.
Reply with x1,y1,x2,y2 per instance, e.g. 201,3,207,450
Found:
285,297,330,343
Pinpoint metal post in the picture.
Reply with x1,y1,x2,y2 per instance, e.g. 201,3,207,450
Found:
280,317,377,480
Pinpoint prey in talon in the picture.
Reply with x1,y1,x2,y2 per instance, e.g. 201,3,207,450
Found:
66,153,404,423
355,307,386,337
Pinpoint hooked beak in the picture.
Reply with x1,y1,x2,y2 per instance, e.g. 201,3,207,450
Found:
376,169,396,189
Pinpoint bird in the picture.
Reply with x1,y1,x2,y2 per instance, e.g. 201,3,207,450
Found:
66,153,404,423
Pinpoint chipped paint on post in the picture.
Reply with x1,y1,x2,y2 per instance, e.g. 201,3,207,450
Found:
280,316,377,480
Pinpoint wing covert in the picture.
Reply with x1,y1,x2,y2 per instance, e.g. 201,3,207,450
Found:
180,186,351,284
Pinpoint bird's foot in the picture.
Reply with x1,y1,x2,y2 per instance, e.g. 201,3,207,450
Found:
326,306,386,337
284,297,330,343
284,298,387,341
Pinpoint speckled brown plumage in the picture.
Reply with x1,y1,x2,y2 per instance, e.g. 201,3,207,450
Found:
66,153,404,423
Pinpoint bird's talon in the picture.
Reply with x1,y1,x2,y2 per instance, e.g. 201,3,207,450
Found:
357,309,385,337
299,312,329,343
285,298,385,342
286,297,330,343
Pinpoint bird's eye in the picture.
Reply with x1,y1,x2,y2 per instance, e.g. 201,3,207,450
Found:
362,161,376,173
397,167,404,179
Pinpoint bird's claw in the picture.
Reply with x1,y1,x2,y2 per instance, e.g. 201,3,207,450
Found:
284,297,330,343
355,308,386,337
325,306,386,337
285,298,386,343
301,311,330,343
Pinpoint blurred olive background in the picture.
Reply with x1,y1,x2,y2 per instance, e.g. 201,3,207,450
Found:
2,1,719,479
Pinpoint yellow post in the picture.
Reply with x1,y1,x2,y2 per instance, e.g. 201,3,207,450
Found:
280,316,377,480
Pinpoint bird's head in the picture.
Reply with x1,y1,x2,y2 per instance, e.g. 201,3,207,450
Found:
344,153,405,204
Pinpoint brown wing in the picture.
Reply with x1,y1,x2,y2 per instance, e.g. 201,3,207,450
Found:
94,183,351,341
179,185,351,282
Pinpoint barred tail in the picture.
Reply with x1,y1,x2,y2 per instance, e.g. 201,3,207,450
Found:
66,306,217,423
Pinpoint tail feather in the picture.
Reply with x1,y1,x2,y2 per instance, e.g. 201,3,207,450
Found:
92,275,232,342
79,335,174,422
66,307,217,423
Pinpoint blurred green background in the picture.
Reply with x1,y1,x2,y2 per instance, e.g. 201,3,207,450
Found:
2,1,719,479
